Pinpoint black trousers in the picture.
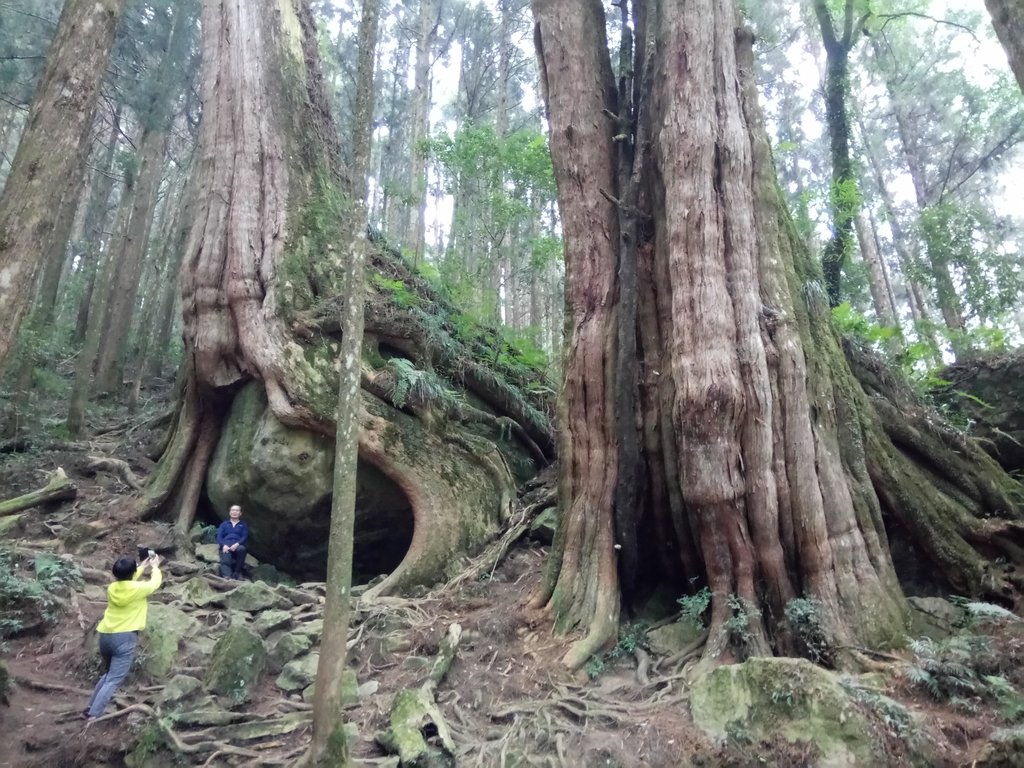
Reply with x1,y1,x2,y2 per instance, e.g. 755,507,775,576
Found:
219,545,247,578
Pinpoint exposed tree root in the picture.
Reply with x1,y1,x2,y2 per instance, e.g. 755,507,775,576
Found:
0,468,76,516
376,622,462,767
85,456,143,491
441,488,556,592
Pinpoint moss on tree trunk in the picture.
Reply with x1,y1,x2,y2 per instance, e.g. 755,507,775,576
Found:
531,0,1023,670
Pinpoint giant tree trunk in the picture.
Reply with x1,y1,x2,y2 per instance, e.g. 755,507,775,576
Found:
986,0,1024,92
142,0,551,598
533,0,1023,670
0,0,126,374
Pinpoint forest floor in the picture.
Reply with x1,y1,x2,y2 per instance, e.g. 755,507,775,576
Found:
0,419,1021,767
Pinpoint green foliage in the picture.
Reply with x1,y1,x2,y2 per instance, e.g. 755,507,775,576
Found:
904,633,1015,708
784,597,834,665
920,201,1023,330
831,302,900,346
385,358,463,414
371,274,419,309
129,722,165,765
493,326,549,377
724,594,760,649
0,548,81,638
840,678,918,743
585,622,649,680
678,586,712,630
425,122,559,322
585,654,605,680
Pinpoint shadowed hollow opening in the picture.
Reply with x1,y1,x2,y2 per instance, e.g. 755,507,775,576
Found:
204,459,414,584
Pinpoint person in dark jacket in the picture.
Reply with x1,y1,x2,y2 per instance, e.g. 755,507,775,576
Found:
217,504,249,579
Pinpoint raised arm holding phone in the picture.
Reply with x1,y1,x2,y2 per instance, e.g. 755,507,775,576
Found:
84,551,162,719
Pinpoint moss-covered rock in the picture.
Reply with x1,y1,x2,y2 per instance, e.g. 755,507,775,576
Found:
140,604,200,679
159,674,203,706
178,576,218,607
268,630,313,673
647,622,705,656
206,382,335,571
276,652,319,693
528,506,558,545
224,581,289,612
204,625,267,704
300,669,359,705
690,657,884,767
253,609,293,636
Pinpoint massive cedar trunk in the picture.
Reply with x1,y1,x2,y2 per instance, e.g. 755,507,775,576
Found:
986,0,1024,92
142,0,348,532
0,0,126,374
142,0,550,597
534,0,1023,670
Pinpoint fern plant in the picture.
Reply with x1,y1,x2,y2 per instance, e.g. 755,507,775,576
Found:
905,634,1004,705
386,358,463,414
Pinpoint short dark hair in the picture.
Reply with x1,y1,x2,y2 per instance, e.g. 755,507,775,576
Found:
112,557,137,580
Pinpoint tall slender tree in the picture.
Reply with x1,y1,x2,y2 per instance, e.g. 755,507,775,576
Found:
0,0,126,374
305,0,380,762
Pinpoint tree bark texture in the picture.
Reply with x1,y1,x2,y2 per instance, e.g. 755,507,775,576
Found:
530,0,621,669
142,0,549,601
854,211,898,329
405,0,438,263
0,0,126,374
533,0,1023,670
986,0,1024,92
813,0,860,308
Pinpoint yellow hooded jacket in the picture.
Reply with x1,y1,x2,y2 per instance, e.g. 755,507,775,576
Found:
96,566,162,634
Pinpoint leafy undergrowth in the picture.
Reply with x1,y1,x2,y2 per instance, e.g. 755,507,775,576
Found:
1,443,1023,767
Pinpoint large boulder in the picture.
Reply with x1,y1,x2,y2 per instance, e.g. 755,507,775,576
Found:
139,604,200,679
690,657,884,767
206,384,417,582
276,652,319,693
224,581,290,613
206,380,538,593
204,625,267,704
268,631,313,673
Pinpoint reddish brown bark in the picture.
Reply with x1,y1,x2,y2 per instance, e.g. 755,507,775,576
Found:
533,0,1021,669
530,0,621,668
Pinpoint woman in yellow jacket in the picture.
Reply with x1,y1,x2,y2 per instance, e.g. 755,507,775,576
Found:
84,553,162,719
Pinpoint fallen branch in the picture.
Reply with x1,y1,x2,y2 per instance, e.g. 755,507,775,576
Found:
0,468,76,516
